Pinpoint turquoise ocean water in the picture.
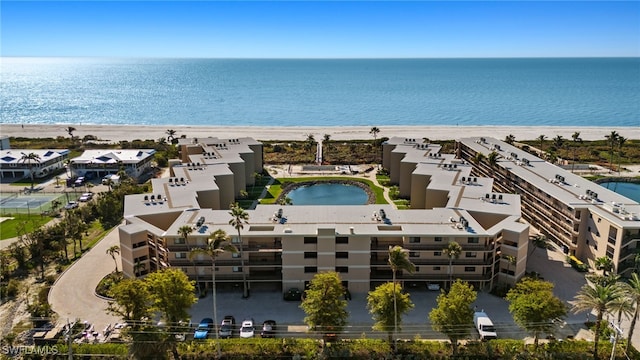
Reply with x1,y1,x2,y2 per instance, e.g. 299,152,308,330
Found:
1,57,638,127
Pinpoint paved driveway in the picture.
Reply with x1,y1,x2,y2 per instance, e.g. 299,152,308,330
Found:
49,224,122,335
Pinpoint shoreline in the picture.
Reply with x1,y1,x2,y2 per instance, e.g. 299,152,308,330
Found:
1,124,638,142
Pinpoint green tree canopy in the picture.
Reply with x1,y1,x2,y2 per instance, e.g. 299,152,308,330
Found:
506,278,567,348
429,280,476,355
300,271,348,335
145,268,197,325
367,281,414,343
107,278,152,324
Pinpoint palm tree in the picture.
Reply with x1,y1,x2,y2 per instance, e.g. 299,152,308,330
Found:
66,126,76,140
552,135,564,150
571,282,625,360
166,129,177,143
370,127,381,163
472,152,485,164
536,134,546,155
487,151,500,168
178,224,196,291
189,229,238,358
133,259,146,277
622,273,640,354
571,131,582,173
388,245,415,343
605,131,620,172
504,134,515,145
443,241,462,290
106,245,120,273
19,152,41,190
594,256,614,276
616,136,626,174
229,202,249,298
529,234,548,255
504,255,517,277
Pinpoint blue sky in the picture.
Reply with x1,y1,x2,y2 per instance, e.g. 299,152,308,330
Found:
2,1,639,58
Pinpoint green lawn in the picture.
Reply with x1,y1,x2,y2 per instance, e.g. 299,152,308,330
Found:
0,213,55,240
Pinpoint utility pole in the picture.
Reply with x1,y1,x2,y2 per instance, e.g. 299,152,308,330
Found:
65,319,77,360
609,321,623,360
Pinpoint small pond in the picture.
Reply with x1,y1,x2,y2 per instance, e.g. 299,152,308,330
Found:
286,183,370,205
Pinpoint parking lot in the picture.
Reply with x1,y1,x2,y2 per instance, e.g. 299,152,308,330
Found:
184,241,607,342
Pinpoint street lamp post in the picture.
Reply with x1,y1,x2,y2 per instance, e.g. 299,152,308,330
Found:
609,321,623,360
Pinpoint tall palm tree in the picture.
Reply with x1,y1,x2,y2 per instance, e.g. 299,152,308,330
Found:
594,256,614,276
571,282,625,360
472,152,485,165
571,131,582,173
552,135,564,150
19,152,41,190
133,259,146,277
536,134,546,155
388,245,415,343
605,131,620,172
106,245,120,273
616,136,626,174
622,273,640,354
189,229,238,358
370,127,381,163
178,225,196,290
444,241,462,290
66,126,76,140
504,255,517,277
229,202,249,298
166,129,177,143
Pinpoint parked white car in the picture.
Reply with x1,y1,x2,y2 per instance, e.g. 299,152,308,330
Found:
239,319,255,338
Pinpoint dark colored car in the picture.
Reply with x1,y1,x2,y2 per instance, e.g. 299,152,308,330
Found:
261,320,276,338
193,318,214,340
283,287,302,301
219,315,236,338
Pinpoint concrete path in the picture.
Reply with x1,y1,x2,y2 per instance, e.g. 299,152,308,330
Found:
49,223,122,335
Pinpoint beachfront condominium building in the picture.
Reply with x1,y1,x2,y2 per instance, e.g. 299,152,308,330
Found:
0,148,69,180
70,149,157,182
456,137,640,277
119,136,529,294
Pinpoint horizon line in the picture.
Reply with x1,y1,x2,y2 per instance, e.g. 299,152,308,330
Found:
2,56,640,60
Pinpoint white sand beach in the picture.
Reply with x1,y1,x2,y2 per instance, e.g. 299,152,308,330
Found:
1,124,638,142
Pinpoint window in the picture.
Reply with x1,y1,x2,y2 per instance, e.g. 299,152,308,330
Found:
304,252,317,259
336,252,348,259
409,237,420,243
233,266,243,272
464,266,475,272
409,251,419,258
232,252,241,258
467,237,479,244
336,237,348,244
466,252,477,258
176,252,187,259
174,238,186,245
231,236,241,244
434,251,442,256
304,237,317,244
304,266,317,273
335,266,348,273
433,266,441,271
434,237,443,242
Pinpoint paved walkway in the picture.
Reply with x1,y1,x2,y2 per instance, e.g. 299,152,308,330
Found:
49,223,122,335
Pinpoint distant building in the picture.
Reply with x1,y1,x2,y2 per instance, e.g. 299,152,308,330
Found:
70,149,156,181
457,137,640,276
0,148,69,179
0,136,10,150
119,136,528,294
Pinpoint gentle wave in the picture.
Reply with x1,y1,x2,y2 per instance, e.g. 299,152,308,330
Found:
1,57,638,127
